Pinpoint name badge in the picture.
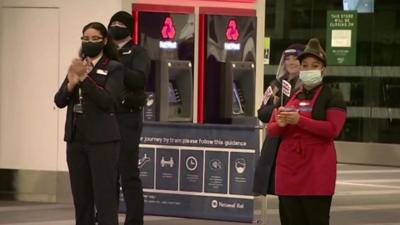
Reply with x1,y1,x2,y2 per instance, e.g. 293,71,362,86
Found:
122,50,132,55
298,106,312,112
73,103,84,114
299,101,310,107
298,101,312,112
96,69,108,76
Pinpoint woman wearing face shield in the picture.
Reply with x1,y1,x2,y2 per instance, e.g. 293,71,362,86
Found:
257,44,305,123
54,22,124,225
267,38,346,225
253,44,304,196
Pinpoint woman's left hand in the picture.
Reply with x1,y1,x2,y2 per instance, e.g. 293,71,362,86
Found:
279,111,300,125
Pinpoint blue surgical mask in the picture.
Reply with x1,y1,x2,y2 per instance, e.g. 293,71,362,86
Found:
299,70,322,88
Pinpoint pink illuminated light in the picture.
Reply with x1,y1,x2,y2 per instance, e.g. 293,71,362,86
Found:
226,19,239,41
161,16,176,40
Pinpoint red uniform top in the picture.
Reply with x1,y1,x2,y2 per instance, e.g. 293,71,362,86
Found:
268,85,346,195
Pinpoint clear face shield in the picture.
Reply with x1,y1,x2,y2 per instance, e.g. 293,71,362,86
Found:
261,47,303,105
276,49,302,81
260,52,288,105
276,52,289,81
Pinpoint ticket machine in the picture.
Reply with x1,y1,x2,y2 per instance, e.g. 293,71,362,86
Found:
199,12,257,124
134,6,195,122
221,61,255,122
156,59,193,121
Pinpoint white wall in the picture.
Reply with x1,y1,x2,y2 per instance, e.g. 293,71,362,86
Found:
0,6,60,171
0,0,123,172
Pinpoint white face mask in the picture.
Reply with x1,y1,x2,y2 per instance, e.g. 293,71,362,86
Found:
299,70,322,88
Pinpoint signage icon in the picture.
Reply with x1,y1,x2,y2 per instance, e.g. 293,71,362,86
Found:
209,159,223,170
226,19,239,41
234,158,246,174
211,200,218,209
185,156,198,171
161,156,174,168
224,18,241,50
160,16,178,49
161,16,176,40
138,153,151,168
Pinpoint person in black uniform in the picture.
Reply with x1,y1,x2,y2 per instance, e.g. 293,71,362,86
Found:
107,11,150,225
54,22,124,225
253,44,304,196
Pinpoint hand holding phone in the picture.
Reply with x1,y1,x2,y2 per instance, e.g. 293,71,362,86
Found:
279,107,300,125
281,106,298,112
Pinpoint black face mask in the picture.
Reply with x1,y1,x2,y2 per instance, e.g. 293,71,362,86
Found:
109,26,130,41
81,42,104,58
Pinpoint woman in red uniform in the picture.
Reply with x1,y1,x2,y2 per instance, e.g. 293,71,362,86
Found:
268,38,346,225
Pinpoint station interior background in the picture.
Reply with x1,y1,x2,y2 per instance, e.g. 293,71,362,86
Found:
0,0,399,224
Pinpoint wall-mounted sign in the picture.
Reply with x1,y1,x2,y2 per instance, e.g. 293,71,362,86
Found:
226,19,239,41
160,16,178,49
263,37,270,64
224,18,240,51
161,17,176,39
326,10,358,65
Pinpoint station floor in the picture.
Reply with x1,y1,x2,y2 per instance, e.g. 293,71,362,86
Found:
1,164,400,225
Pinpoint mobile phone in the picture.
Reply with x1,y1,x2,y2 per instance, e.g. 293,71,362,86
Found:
281,107,298,112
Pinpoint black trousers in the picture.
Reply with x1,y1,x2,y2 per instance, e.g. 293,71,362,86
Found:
117,112,144,225
67,141,120,225
279,196,333,225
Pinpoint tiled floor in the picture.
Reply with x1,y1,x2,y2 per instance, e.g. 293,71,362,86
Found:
1,164,400,225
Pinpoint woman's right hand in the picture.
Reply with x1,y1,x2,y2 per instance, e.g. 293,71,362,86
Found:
66,58,89,92
69,58,88,76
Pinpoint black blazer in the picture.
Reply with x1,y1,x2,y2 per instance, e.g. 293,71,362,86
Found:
253,96,280,195
117,41,150,110
120,41,150,89
54,56,124,143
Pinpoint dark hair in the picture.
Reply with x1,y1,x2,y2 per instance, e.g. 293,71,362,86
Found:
81,22,120,61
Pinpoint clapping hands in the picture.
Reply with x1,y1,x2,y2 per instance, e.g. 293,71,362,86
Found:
66,58,93,91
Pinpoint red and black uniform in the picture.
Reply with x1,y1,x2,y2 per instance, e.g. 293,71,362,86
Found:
268,84,346,225
55,56,124,225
